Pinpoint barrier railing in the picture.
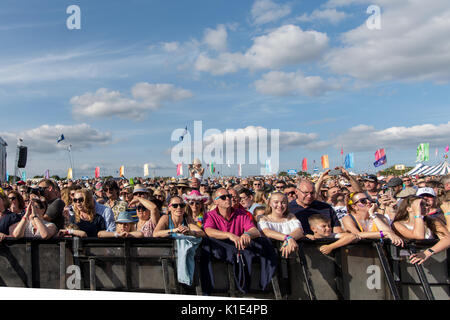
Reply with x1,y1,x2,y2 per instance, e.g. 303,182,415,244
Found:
0,238,448,299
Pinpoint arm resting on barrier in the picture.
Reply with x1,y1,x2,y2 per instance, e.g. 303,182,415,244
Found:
410,235,450,265
319,233,359,255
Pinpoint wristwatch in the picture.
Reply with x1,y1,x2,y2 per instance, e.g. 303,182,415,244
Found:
426,248,435,255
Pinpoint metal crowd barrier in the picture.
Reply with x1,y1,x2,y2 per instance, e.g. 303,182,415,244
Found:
0,237,448,300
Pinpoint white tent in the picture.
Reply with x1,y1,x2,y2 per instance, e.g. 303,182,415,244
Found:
407,161,450,176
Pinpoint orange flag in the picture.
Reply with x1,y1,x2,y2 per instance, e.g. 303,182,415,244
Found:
321,155,329,169
119,165,124,177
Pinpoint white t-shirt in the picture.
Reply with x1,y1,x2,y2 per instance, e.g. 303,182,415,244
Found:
258,217,303,235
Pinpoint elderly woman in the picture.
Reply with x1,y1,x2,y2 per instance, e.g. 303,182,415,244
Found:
58,188,107,238
0,192,22,241
8,190,26,215
342,192,404,247
11,198,57,239
182,190,209,229
153,196,205,238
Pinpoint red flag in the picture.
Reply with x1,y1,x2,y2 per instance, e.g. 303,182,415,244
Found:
176,163,183,176
375,149,385,161
95,166,100,179
340,147,343,155
302,158,307,171
321,155,329,169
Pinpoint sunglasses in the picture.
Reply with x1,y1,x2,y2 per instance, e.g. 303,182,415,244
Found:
355,198,370,205
189,201,202,205
8,197,17,201
136,205,147,211
215,194,232,201
134,192,147,196
286,191,296,196
170,203,186,208
73,197,85,203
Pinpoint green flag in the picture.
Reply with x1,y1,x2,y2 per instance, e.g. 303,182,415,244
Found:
210,162,215,174
129,178,135,186
416,143,429,162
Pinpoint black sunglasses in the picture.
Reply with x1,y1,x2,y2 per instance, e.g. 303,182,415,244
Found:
8,197,17,201
355,198,370,205
189,201,202,205
215,194,232,201
170,203,186,208
286,191,296,196
73,197,85,203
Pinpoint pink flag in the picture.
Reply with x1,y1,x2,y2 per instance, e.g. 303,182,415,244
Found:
446,145,449,153
95,167,100,179
176,163,183,176
302,158,307,171
375,149,385,161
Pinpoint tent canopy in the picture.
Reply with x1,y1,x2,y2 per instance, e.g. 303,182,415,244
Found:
407,161,450,176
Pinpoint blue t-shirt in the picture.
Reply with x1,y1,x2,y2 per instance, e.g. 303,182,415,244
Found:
0,211,21,235
288,200,341,235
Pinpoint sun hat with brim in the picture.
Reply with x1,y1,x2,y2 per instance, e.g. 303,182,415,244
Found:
182,190,209,203
133,184,150,194
397,187,418,198
116,210,138,223
416,187,436,197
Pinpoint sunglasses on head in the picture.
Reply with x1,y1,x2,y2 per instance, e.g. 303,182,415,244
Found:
73,197,85,203
170,203,186,208
215,194,232,201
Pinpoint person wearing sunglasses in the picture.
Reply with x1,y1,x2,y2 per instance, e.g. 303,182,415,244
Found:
341,192,404,246
153,196,204,238
0,192,21,242
103,180,128,221
59,189,108,238
182,190,209,228
127,195,161,237
11,197,57,240
283,184,297,203
37,179,66,230
7,190,26,215
204,188,260,250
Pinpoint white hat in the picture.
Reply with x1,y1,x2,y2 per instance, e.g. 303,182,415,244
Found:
416,187,436,197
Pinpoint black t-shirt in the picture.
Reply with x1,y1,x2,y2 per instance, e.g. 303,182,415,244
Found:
70,214,106,238
0,211,21,235
288,200,341,235
45,198,65,230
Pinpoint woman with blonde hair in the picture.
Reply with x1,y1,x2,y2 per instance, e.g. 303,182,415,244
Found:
58,188,107,238
257,192,304,258
254,190,267,206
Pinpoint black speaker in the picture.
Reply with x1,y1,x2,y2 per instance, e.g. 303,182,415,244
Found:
18,146,27,168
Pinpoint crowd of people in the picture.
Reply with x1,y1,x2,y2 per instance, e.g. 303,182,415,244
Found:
0,166,449,273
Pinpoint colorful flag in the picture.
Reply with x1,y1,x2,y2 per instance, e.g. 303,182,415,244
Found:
374,148,387,167
210,162,215,174
446,145,449,153
416,143,429,162
45,169,50,179
95,166,100,179
302,158,307,172
22,171,26,181
176,163,183,176
340,147,344,156
57,134,65,143
345,153,354,169
129,178,134,186
119,166,124,177
144,164,149,177
67,168,73,180
321,155,329,169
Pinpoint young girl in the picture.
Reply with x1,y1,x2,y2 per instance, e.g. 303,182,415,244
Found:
257,192,304,258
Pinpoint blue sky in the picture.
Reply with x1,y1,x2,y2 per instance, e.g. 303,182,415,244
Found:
1,0,449,179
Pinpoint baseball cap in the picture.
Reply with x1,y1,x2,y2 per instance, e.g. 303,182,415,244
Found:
363,174,378,182
396,187,417,198
416,187,436,197
386,177,403,188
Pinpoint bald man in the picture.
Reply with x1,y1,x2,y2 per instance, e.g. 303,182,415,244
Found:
288,179,343,235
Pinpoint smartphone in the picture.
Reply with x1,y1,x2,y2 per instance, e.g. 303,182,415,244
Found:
329,169,342,176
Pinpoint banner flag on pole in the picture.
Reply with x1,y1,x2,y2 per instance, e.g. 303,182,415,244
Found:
446,145,449,153
95,166,100,179
22,171,26,181
57,134,65,143
210,162,215,174
321,155,329,169
302,158,307,172
238,164,242,177
144,164,149,177
129,178,134,186
45,169,50,179
374,148,387,167
176,163,183,176
67,168,73,180
119,166,125,177
344,153,354,169
416,143,429,162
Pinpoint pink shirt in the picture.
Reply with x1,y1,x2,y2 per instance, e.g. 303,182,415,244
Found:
204,207,256,236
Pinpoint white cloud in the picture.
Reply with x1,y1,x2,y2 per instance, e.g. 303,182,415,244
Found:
254,70,342,96
324,0,450,83
0,123,112,154
297,8,350,24
71,82,193,120
307,122,450,151
195,24,328,75
162,42,180,52
203,24,228,52
251,0,291,25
